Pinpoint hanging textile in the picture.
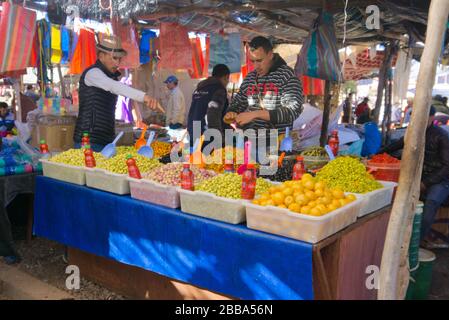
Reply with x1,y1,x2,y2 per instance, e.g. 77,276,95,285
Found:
70,31,79,62
209,32,241,74
203,35,210,78
0,3,37,73
29,30,39,68
189,37,205,79
69,28,97,75
139,29,157,65
51,25,62,64
61,26,70,64
301,75,325,96
295,11,342,82
37,20,50,95
159,22,192,70
113,18,140,69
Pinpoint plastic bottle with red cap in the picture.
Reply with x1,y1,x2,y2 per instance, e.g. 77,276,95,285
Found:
292,156,306,180
81,132,90,148
328,130,339,157
39,139,50,154
126,155,142,179
180,163,194,191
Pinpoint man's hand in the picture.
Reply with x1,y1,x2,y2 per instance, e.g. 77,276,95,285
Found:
223,112,237,124
235,112,256,126
144,94,165,113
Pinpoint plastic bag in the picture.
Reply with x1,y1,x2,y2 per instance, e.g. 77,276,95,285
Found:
295,11,342,82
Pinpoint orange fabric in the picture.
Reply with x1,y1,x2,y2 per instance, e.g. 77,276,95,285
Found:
229,72,241,84
189,37,204,79
69,28,97,75
29,31,38,68
203,36,210,78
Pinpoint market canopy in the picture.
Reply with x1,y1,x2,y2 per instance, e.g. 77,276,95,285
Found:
25,0,433,45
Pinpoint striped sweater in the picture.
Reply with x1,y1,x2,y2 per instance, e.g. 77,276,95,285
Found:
228,53,304,133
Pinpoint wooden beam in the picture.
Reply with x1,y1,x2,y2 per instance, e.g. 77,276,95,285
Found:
379,0,449,300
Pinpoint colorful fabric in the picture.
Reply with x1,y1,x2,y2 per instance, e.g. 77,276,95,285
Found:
51,25,62,64
159,22,192,70
113,19,140,69
37,20,50,94
209,32,242,74
61,26,70,64
29,30,39,68
69,28,97,75
139,29,157,64
0,3,37,73
203,35,210,78
189,37,204,79
301,75,325,96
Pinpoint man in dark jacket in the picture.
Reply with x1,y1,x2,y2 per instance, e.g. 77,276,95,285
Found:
381,106,449,245
74,35,161,151
187,64,230,145
223,36,303,144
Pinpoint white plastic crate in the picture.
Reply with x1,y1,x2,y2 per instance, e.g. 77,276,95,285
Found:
129,177,180,208
85,168,130,195
179,189,248,224
245,195,363,243
41,159,86,185
356,181,397,217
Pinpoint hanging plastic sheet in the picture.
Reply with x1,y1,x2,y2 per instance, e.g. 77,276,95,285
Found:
69,28,97,75
139,29,157,65
209,32,242,74
159,22,192,71
295,11,342,82
189,37,204,79
51,25,62,64
61,26,70,64
113,18,140,69
0,3,37,73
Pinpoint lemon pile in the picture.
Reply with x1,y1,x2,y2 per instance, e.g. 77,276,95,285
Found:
252,173,357,216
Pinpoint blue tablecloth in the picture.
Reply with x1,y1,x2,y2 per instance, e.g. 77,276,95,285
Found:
33,176,313,300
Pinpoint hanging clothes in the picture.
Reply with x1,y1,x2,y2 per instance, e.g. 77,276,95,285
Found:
61,26,70,64
301,75,325,96
139,29,157,65
113,18,140,69
51,25,62,64
159,22,192,70
29,30,39,68
189,37,205,79
37,20,51,95
0,2,37,73
69,28,97,74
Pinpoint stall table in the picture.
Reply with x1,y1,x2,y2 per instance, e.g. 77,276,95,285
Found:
34,176,390,300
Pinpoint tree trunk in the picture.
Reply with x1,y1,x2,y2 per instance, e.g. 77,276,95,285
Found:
378,0,449,300
320,80,332,147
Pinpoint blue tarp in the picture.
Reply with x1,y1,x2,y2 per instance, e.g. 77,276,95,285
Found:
33,176,314,300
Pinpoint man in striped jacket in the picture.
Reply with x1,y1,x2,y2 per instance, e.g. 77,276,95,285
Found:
224,36,304,141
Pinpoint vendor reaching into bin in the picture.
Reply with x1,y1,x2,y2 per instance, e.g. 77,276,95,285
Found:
380,105,449,248
223,36,303,145
74,34,162,151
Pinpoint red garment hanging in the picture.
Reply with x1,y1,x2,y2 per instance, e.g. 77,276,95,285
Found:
158,22,192,70
189,37,205,79
202,36,210,78
301,75,325,96
69,28,97,75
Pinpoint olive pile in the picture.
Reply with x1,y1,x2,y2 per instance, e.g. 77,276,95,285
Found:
301,146,328,157
97,153,162,174
144,163,217,186
49,149,106,167
257,158,295,182
196,173,273,199
316,156,382,193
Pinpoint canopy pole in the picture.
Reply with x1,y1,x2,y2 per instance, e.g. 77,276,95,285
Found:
319,80,332,147
378,0,449,300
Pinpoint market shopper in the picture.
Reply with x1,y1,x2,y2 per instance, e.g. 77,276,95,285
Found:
402,98,413,125
24,85,40,103
355,97,371,124
342,92,354,124
164,75,186,130
223,36,303,148
380,106,449,247
74,35,160,151
187,64,231,144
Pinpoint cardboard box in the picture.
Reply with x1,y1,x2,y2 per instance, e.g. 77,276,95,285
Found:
31,124,75,152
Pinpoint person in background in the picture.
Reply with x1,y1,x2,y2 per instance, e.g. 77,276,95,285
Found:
164,75,186,130
223,36,303,150
74,34,160,151
0,102,15,134
381,106,449,248
355,97,371,124
24,85,40,103
402,97,413,125
342,92,354,124
432,95,449,115
391,103,403,126
187,64,230,145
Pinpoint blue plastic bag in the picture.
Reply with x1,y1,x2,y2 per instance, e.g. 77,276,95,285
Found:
362,122,382,157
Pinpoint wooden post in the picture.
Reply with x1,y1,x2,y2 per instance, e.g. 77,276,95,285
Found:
320,80,332,147
382,72,393,146
379,0,449,300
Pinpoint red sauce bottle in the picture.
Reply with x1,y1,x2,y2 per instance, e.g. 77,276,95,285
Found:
84,145,96,168
328,130,339,157
241,164,256,200
180,163,194,191
81,132,90,147
39,139,50,154
126,155,142,179
292,156,306,180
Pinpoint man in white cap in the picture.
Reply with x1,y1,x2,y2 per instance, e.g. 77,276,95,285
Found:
74,34,163,151
164,75,186,130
